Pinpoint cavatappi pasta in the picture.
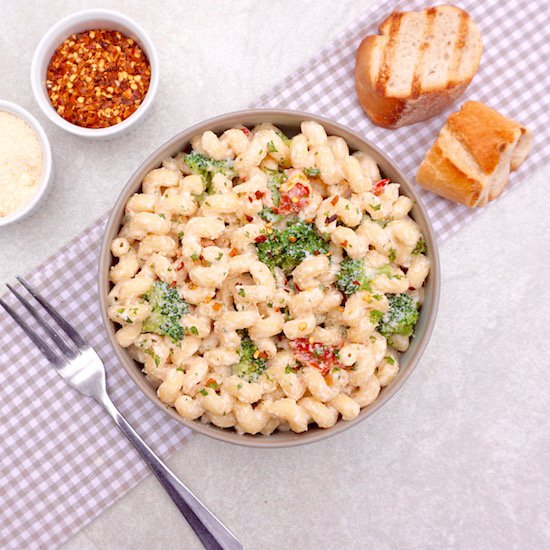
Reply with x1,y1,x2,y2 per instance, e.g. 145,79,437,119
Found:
108,121,430,435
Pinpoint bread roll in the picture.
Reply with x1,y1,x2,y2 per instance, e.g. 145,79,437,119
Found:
416,101,532,207
355,5,483,128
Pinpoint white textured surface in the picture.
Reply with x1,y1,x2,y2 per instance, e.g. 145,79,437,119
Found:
0,1,548,548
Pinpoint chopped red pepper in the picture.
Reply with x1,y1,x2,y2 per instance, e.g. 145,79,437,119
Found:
288,338,342,376
254,235,268,243
240,127,250,137
372,178,390,195
245,214,253,222
278,182,311,215
254,190,264,200
176,261,185,271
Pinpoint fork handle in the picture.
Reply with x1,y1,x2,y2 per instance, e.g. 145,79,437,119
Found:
99,395,242,550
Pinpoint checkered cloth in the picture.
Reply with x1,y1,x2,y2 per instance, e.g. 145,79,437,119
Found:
1,0,549,547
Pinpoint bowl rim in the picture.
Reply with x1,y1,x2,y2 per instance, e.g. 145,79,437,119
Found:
98,108,440,448
0,100,53,227
30,8,159,138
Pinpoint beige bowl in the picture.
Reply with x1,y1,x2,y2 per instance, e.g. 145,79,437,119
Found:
98,109,440,448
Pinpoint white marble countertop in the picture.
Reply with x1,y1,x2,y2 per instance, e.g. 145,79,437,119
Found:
1,1,549,548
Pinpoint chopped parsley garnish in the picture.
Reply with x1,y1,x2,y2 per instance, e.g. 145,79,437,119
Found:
389,248,397,262
199,388,208,397
303,167,320,177
384,355,395,365
255,219,329,274
370,310,384,324
144,348,161,367
185,326,199,336
267,141,278,153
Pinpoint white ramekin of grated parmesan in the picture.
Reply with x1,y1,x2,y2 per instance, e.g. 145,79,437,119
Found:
0,100,53,226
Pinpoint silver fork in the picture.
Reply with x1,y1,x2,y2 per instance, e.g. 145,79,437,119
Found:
0,277,242,550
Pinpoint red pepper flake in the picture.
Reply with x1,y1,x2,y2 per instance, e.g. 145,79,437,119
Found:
247,196,253,203
352,280,360,286
176,261,185,271
255,235,268,243
341,240,348,247
240,127,250,136
206,378,219,390
229,248,239,257
212,302,222,312
170,281,177,288
245,215,253,222
258,351,269,360
330,196,339,206
46,29,151,129
254,190,264,200
372,178,390,195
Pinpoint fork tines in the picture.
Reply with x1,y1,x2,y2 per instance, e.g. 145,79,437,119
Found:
0,277,85,369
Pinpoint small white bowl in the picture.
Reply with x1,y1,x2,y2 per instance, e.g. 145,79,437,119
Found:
30,9,159,140
0,100,53,227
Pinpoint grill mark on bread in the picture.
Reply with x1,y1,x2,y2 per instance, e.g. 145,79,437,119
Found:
411,8,436,97
449,10,470,84
376,12,403,94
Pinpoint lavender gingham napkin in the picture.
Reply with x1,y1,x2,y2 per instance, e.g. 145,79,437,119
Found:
1,0,549,547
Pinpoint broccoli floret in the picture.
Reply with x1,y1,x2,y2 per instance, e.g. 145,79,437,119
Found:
259,207,283,224
184,152,236,186
412,237,427,255
336,258,372,295
255,219,329,274
233,330,267,382
377,293,420,338
337,259,404,295
142,281,189,341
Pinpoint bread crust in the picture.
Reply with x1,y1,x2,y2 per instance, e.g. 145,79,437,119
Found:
355,6,483,129
416,101,532,207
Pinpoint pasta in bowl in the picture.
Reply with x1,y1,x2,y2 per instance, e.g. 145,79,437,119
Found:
99,110,439,446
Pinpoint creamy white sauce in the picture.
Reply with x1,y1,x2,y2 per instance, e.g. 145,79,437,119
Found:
0,111,43,217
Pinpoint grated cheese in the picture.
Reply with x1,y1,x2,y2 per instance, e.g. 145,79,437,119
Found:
0,111,43,217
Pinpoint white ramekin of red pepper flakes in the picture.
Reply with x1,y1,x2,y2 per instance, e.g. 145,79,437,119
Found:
31,9,159,139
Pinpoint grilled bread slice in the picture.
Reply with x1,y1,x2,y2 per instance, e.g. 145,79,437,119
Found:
416,101,532,207
355,5,483,128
